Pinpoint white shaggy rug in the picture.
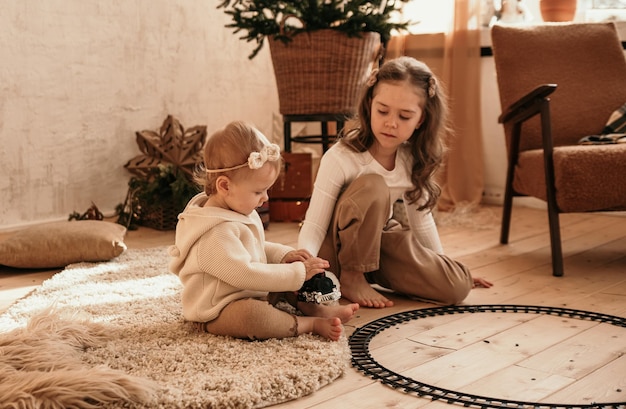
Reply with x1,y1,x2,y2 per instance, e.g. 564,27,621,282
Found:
0,247,351,409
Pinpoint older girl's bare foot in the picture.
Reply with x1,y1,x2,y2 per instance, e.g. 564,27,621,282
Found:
298,301,360,323
340,272,394,308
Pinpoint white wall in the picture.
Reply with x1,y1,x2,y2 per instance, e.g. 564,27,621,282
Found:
0,0,279,230
2,1,624,230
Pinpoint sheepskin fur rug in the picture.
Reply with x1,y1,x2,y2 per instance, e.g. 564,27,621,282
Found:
0,308,157,408
0,246,351,409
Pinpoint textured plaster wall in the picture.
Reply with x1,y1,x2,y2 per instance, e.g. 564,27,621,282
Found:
0,1,279,230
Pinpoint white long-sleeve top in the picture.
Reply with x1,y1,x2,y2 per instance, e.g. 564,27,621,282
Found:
169,192,306,322
298,142,444,256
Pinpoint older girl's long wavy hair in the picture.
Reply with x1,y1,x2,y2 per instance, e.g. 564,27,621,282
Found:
341,56,450,211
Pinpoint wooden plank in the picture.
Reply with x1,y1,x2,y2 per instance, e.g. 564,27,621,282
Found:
573,292,626,317
344,296,434,337
402,314,596,390
519,322,626,379
504,242,626,308
405,312,535,349
453,212,623,273
422,400,472,409
544,353,626,405
460,364,574,402
460,228,626,306
368,313,463,350
303,376,431,409
371,338,453,373
461,268,558,305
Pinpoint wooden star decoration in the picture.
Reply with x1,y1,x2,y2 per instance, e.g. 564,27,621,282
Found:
124,115,207,179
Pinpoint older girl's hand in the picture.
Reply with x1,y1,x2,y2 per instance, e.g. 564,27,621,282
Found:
282,249,313,263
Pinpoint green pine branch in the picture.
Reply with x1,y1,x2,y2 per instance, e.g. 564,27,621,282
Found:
217,0,413,59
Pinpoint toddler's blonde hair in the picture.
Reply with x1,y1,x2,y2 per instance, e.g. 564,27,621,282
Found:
196,121,280,195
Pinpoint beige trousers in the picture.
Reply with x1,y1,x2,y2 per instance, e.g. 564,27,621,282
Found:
202,295,298,340
318,174,473,305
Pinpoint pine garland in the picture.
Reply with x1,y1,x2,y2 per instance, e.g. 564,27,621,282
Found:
217,0,413,59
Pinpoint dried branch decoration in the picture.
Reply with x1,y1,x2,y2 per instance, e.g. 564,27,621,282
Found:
124,115,207,179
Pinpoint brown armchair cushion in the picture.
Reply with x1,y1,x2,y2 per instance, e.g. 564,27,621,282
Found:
514,144,626,213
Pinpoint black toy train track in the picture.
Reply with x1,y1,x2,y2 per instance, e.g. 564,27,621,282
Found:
349,304,626,409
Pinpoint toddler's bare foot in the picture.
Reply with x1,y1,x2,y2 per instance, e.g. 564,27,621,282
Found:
340,272,394,308
298,301,360,323
313,317,342,341
297,316,343,341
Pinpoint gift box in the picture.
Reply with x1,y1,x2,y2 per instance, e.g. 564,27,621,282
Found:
269,199,310,223
269,153,313,222
269,153,312,199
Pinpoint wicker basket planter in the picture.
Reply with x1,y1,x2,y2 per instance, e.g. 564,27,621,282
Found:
138,200,180,231
268,30,381,116
118,116,205,231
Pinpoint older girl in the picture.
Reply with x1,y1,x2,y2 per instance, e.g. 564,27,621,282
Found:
298,57,492,308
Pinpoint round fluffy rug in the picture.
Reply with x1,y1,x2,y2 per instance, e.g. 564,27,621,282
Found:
0,246,351,409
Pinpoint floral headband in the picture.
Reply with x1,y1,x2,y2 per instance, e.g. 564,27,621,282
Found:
205,143,281,173
427,77,437,98
366,69,437,98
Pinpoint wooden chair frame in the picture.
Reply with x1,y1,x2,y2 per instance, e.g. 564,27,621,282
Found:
498,83,566,277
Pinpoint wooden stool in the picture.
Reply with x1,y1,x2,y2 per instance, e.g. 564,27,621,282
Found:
283,114,348,153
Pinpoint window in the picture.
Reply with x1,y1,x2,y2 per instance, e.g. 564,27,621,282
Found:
400,0,454,34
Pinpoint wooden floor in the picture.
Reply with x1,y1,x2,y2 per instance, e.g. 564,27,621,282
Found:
1,204,625,408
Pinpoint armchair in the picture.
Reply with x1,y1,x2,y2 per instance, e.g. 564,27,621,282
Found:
490,22,626,277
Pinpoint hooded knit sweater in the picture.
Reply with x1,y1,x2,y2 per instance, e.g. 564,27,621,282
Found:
169,193,306,322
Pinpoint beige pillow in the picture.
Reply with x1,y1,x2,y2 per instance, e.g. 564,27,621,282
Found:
0,221,127,269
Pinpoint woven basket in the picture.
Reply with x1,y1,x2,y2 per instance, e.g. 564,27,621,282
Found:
268,30,381,116
139,201,180,231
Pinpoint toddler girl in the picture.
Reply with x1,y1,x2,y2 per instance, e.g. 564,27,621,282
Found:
169,120,359,341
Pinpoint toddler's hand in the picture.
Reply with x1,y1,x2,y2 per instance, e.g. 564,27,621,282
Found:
303,257,330,280
282,249,313,263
